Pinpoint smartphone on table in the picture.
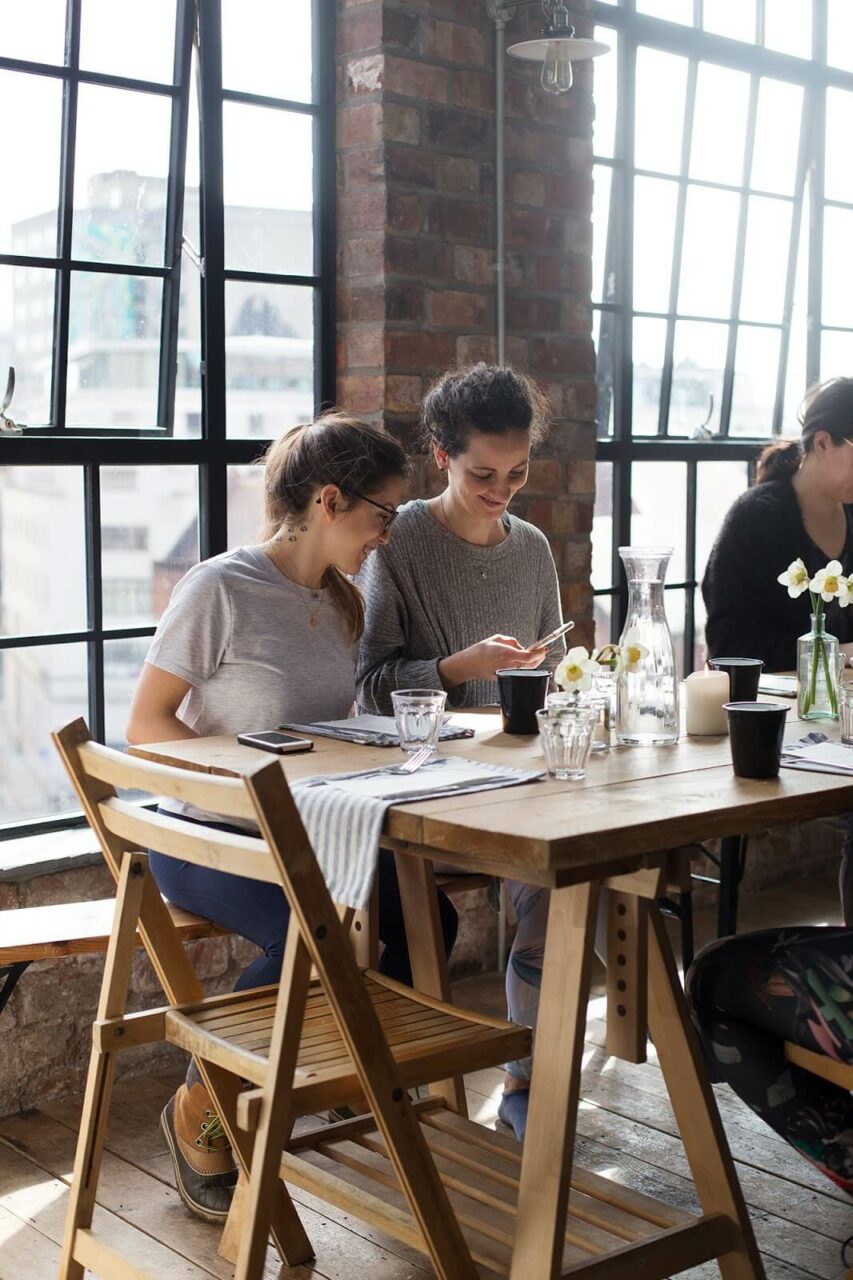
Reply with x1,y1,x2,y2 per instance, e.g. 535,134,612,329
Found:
236,730,314,754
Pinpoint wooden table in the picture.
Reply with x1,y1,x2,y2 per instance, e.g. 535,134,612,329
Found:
132,712,853,1280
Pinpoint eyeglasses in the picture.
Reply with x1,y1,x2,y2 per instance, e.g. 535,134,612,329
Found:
314,491,399,533
352,490,399,533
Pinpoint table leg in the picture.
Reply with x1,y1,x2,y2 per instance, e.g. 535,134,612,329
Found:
393,852,467,1115
509,881,600,1280
717,835,745,938
647,903,765,1279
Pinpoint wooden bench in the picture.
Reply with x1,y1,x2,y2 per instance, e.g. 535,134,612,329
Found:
0,899,230,1016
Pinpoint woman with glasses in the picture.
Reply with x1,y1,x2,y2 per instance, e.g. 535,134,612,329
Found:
356,363,567,1143
703,377,853,922
125,413,458,1224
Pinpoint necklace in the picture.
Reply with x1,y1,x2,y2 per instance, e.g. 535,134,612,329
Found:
264,540,325,627
438,491,493,579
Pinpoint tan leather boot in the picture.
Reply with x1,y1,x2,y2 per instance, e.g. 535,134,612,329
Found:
160,1082,238,1222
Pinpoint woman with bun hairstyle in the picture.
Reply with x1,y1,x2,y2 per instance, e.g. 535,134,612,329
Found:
126,413,458,1223
356,363,568,1142
702,377,853,924
703,377,853,671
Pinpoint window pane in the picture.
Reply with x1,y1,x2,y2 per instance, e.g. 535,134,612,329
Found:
678,187,739,318
0,644,89,825
0,1,66,64
80,0,177,84
177,265,202,438
592,462,613,590
66,272,163,427
223,104,313,276
670,320,728,436
105,637,151,750
828,0,853,71
764,0,811,58
634,49,688,175
0,71,62,256
594,594,613,655
2,265,56,426
225,282,314,439
665,588,686,679
702,0,755,43
100,466,198,628
592,25,618,159
228,465,265,549
825,90,853,204
632,316,667,436
72,86,172,266
740,196,791,324
782,191,809,434
822,207,853,329
693,590,707,670
690,64,750,188
592,165,613,306
636,0,692,23
730,326,781,437
751,80,803,196
595,309,616,439
0,468,88,635
820,330,853,385
222,0,312,104
633,176,677,314
631,462,687,581
696,461,749,579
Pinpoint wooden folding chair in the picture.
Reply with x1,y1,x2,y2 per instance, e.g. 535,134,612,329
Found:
53,719,531,1280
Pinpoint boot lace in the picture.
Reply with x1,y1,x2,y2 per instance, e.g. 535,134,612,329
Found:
195,1108,228,1151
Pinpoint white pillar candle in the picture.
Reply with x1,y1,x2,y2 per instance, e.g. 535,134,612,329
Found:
684,669,730,736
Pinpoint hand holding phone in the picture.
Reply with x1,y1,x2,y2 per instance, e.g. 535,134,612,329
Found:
236,731,315,755
528,619,575,651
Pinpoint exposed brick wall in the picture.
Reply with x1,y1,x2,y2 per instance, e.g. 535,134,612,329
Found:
338,0,597,644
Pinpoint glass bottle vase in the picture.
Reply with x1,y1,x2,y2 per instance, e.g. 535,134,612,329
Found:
797,613,839,720
615,546,680,746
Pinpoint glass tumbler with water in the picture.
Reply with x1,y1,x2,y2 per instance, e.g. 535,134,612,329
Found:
536,706,596,780
840,682,853,745
390,688,447,754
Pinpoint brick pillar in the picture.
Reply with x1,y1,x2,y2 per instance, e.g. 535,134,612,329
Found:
337,0,596,645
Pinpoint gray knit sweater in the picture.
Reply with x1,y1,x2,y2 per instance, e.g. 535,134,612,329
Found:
356,499,565,712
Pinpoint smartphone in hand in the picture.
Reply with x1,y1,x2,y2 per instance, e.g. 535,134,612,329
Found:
236,731,315,754
529,619,575,650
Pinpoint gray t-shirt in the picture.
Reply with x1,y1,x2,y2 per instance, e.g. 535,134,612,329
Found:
146,544,357,735
356,499,565,712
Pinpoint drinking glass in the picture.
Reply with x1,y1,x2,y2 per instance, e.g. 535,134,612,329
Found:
548,690,610,752
536,706,596,780
839,682,853,745
390,688,447,754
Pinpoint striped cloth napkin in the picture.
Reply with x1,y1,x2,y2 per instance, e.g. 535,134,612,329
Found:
291,782,388,910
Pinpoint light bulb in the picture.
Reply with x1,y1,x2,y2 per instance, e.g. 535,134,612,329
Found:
540,40,573,94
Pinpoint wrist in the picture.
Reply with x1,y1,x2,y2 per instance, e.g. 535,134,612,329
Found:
438,650,471,690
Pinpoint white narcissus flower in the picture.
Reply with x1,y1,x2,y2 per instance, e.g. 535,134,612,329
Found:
838,578,853,609
776,558,810,599
554,646,598,692
809,560,846,602
619,640,649,673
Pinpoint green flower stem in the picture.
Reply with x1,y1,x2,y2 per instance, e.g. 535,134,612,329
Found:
820,632,838,715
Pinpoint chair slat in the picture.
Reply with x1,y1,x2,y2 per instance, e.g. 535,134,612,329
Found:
784,1040,853,1089
79,739,257,821
98,798,278,884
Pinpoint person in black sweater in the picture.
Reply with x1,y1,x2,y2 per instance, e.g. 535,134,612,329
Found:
702,377,853,925
702,377,853,673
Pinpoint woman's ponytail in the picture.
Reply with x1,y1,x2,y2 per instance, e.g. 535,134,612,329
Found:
755,439,802,484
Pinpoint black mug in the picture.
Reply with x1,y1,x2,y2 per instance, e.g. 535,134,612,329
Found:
708,656,764,703
724,701,789,779
497,668,551,734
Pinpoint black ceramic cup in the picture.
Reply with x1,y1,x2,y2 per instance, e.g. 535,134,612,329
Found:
708,656,764,702
724,701,789,779
496,668,552,734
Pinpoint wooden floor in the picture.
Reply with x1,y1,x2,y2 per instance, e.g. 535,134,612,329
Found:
0,878,850,1280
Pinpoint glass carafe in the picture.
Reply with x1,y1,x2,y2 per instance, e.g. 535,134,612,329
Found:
615,546,679,746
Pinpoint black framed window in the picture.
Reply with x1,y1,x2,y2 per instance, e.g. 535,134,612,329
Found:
591,0,853,674
0,0,335,836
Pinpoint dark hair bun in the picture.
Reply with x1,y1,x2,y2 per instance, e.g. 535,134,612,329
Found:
755,439,801,484
421,363,549,457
